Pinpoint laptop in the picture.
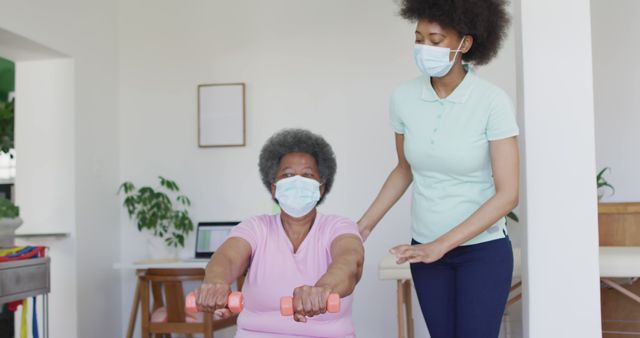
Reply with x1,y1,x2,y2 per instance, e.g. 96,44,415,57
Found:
189,221,240,261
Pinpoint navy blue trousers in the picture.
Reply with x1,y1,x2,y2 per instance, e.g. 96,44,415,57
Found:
410,237,513,338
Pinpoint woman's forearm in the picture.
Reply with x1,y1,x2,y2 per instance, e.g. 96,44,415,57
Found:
358,164,413,232
315,236,364,297
203,238,251,285
204,252,239,284
437,191,518,252
315,253,363,297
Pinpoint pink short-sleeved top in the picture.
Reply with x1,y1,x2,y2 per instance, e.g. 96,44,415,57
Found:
228,213,361,338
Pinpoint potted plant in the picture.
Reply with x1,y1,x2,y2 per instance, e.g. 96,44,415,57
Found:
597,167,615,201
0,98,15,157
0,197,21,247
118,176,194,258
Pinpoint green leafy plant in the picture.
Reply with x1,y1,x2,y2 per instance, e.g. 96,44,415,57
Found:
0,98,15,157
597,167,615,197
118,176,194,248
0,197,19,219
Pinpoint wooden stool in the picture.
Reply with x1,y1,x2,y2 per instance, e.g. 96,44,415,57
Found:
378,256,414,338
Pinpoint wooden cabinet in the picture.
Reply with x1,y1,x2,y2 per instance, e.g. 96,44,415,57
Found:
599,203,640,337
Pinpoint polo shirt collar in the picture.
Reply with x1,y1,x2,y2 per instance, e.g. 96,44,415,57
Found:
421,64,476,104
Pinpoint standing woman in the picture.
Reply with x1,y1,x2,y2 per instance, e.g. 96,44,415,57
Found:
358,1,518,337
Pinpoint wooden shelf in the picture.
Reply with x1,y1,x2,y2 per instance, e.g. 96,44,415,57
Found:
599,202,640,214
599,202,640,246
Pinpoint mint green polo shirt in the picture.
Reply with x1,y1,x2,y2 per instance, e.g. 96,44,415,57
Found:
390,69,519,246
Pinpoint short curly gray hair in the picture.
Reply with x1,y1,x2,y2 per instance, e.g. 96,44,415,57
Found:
259,129,337,204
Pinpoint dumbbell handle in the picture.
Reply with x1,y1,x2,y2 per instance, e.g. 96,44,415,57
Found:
280,293,341,316
187,291,340,316
185,291,244,313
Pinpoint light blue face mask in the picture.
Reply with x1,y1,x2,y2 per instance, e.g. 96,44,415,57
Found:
414,37,465,78
275,175,321,218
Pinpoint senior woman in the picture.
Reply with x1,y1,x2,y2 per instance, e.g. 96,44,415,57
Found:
195,129,364,338
358,0,518,337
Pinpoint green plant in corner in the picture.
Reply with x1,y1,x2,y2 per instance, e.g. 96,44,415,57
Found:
597,167,615,199
118,176,194,248
0,98,15,157
0,197,19,219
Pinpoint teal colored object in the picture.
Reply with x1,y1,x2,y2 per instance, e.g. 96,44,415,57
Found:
390,67,519,245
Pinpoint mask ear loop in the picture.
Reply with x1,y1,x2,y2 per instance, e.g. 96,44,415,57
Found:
450,36,466,61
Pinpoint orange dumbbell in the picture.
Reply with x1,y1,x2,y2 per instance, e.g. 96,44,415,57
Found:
185,291,244,313
280,293,341,316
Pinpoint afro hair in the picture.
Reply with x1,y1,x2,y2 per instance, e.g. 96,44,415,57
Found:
400,0,511,65
259,129,337,204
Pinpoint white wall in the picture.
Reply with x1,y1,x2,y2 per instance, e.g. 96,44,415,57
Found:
0,1,121,337
14,59,77,337
517,0,601,337
15,59,75,236
117,1,518,337
591,0,640,202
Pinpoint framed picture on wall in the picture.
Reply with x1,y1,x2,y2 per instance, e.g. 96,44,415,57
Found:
197,83,246,147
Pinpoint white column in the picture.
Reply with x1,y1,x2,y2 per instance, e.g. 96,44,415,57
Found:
516,0,602,337
14,59,78,338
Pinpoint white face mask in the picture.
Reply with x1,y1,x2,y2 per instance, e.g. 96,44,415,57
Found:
414,37,466,78
275,175,321,218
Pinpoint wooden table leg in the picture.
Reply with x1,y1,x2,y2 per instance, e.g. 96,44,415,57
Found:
507,281,523,308
397,280,406,338
140,277,150,338
126,277,142,338
403,280,414,338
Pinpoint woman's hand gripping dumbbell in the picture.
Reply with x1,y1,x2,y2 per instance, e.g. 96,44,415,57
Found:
283,285,341,323
190,282,244,319
190,284,340,322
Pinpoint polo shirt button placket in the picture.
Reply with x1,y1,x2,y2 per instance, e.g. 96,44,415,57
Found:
432,105,444,146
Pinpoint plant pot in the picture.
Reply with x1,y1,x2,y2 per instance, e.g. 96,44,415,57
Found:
146,235,179,260
0,217,23,247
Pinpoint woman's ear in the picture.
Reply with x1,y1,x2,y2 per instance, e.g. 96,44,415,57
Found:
319,183,326,197
271,183,276,199
462,34,474,53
